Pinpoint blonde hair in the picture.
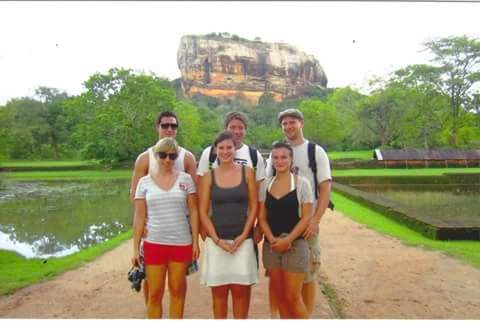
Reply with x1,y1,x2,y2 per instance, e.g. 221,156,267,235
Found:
152,137,179,154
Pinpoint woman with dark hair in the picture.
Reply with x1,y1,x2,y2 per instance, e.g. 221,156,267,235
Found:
132,137,199,318
199,131,258,319
258,141,313,318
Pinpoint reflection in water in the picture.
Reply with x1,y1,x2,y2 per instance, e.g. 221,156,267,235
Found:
0,179,132,258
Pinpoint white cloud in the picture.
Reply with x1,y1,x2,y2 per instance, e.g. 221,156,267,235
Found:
0,1,479,104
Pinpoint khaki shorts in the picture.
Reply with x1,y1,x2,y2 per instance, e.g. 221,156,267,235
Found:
304,233,321,283
262,238,309,273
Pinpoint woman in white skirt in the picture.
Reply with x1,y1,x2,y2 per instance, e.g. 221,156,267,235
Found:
199,131,258,318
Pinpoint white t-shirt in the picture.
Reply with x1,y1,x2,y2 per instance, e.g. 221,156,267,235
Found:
266,140,331,200
135,172,196,245
197,144,266,182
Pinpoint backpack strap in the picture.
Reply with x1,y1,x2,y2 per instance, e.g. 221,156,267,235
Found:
307,142,318,199
208,145,216,170
248,146,258,171
308,141,334,211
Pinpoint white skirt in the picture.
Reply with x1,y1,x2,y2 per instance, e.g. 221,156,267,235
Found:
200,237,258,287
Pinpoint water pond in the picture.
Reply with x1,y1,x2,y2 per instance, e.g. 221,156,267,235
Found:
0,179,132,258
352,185,480,227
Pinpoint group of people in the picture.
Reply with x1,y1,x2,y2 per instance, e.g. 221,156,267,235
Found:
129,109,332,319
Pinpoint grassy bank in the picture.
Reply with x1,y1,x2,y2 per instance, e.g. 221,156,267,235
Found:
0,230,132,296
332,192,480,268
332,167,480,177
0,160,99,168
328,150,373,160
1,169,132,181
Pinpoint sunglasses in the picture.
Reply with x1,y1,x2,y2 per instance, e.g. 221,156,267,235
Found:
157,152,178,160
160,123,178,130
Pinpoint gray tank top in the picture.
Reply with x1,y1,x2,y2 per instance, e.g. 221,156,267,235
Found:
211,166,250,240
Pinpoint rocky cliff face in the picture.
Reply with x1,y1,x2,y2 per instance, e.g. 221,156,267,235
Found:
177,34,328,105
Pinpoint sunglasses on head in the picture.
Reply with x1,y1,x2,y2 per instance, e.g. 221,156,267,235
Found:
157,152,178,160
160,123,178,130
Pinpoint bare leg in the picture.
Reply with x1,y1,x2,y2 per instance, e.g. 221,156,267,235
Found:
268,272,279,318
231,284,251,319
302,281,316,317
284,271,308,318
143,279,149,306
211,285,230,318
268,269,290,318
167,261,188,318
145,264,167,318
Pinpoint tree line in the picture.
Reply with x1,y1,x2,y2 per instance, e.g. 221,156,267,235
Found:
0,35,479,164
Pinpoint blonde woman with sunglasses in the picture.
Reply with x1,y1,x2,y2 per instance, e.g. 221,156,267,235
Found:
132,137,199,318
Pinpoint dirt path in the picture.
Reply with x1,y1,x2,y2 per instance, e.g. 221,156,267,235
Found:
1,210,480,318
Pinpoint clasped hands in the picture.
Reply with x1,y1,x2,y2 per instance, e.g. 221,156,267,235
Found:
216,233,247,254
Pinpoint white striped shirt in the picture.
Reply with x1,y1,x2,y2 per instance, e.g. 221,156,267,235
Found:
135,172,196,245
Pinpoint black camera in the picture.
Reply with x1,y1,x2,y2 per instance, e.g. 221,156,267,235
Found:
127,265,145,292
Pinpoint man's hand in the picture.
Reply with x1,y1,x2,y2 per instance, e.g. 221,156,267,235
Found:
303,217,320,240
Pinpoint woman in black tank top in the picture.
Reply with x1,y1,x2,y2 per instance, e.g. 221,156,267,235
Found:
199,131,258,318
258,142,313,318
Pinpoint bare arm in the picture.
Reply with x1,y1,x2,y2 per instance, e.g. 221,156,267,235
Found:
242,167,258,237
303,179,332,239
184,151,198,186
314,180,332,221
129,152,149,204
232,167,258,251
187,193,200,260
253,178,265,244
131,198,146,266
198,172,220,243
258,201,275,243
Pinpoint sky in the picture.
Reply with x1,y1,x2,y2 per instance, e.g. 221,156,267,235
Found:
1,1,479,105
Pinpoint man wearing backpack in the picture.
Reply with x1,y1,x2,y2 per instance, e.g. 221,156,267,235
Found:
197,111,266,242
265,108,332,317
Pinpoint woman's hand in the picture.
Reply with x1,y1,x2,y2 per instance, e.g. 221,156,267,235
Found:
131,251,141,267
271,237,292,253
200,226,207,241
192,242,200,260
231,233,247,253
217,239,234,254
253,225,263,244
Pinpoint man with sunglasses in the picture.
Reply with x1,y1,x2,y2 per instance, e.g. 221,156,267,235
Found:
130,111,197,203
129,110,198,305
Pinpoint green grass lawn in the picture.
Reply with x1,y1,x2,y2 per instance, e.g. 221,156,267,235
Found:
332,192,480,269
0,160,99,168
333,167,480,177
327,150,373,160
1,169,132,181
0,231,132,296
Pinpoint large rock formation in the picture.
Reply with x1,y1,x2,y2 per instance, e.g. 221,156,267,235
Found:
177,34,328,105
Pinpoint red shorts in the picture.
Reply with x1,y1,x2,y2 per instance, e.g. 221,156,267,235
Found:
143,241,192,265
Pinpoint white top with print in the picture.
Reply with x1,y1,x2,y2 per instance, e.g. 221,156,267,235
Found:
135,171,195,245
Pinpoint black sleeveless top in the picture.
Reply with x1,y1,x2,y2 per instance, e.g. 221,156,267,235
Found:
211,166,251,239
265,188,301,240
